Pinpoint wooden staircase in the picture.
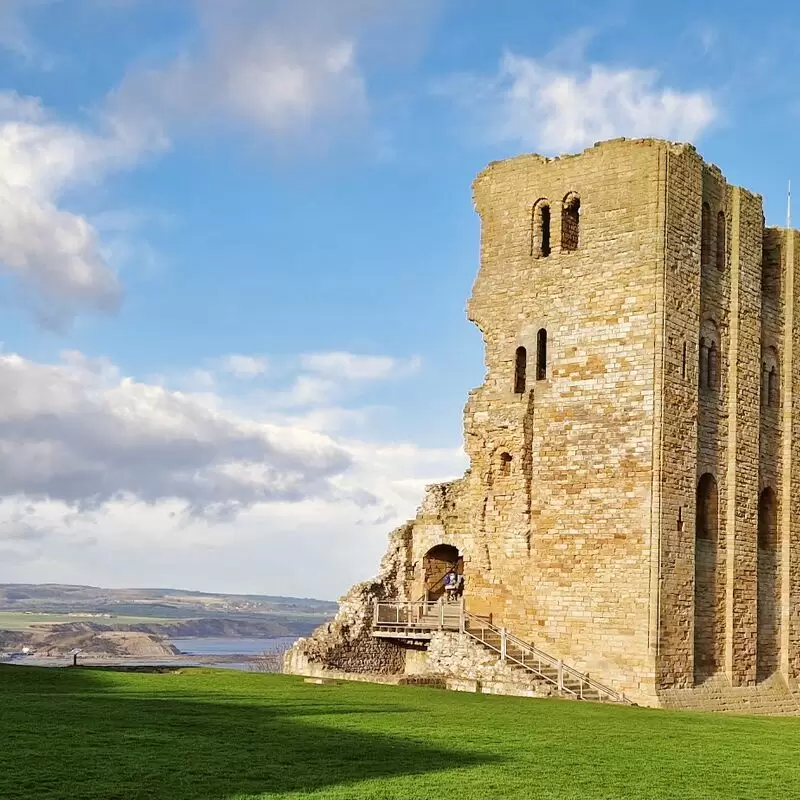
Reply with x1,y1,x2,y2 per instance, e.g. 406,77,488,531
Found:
373,599,630,705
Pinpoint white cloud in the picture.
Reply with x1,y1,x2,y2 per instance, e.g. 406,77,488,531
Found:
302,351,421,381
217,354,269,379
0,350,357,515
0,347,466,597
0,90,167,327
0,0,431,326
445,52,717,154
107,0,391,148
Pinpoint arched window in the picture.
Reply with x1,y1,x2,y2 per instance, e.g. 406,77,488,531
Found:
561,192,580,252
536,329,547,381
514,346,527,394
758,487,777,550
499,452,512,476
701,202,711,269
716,211,726,271
531,200,551,258
696,473,718,541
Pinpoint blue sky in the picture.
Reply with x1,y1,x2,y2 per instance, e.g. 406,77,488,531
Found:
0,0,796,599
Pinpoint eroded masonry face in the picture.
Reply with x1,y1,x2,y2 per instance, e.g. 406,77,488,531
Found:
290,138,800,707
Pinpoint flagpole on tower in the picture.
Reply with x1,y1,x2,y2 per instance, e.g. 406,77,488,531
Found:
788,180,792,229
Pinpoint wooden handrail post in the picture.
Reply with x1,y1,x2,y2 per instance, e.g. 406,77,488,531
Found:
557,660,564,691
459,599,465,633
500,627,507,661
439,599,444,630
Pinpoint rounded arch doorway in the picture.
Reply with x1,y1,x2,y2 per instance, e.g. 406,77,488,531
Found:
423,544,462,601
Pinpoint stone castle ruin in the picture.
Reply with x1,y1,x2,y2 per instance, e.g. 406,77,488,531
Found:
286,137,800,713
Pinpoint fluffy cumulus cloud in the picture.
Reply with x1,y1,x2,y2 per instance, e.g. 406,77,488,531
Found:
0,351,356,514
107,0,426,147
445,52,717,153
0,0,424,326
0,349,465,597
0,90,167,327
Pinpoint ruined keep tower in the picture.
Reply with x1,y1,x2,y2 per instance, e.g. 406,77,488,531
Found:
287,138,800,710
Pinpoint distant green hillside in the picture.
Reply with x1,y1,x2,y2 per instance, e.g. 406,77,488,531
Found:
0,583,338,618
0,583,338,645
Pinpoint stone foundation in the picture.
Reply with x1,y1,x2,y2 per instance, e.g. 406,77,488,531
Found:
658,673,800,715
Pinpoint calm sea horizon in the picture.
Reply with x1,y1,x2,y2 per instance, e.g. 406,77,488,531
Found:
169,636,298,656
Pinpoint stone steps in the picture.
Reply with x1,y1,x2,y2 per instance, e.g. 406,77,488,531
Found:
468,634,606,702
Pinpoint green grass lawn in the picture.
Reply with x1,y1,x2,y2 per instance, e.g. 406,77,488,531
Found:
2,665,800,800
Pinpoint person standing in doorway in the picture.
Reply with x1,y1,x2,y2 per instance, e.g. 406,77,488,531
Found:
444,568,458,602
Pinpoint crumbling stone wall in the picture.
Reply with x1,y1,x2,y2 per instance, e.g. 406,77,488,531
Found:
284,523,412,676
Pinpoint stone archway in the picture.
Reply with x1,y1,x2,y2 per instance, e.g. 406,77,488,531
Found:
423,544,462,601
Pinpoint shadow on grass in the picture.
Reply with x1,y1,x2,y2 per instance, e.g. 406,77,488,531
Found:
0,666,496,800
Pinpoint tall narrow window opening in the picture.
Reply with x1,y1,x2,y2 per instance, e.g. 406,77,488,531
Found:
541,205,551,257
536,329,547,381
514,346,527,394
682,341,687,380
531,200,551,259
561,192,580,252
499,452,512,477
716,211,726,271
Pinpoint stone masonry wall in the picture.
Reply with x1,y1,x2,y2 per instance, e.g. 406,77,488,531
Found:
287,138,800,713
458,139,665,702
415,631,556,698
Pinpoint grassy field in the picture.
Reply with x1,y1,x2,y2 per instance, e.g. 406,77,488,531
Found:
2,666,800,800
0,611,176,630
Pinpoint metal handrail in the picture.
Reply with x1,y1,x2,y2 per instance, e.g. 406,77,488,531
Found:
371,600,629,703
462,610,629,704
